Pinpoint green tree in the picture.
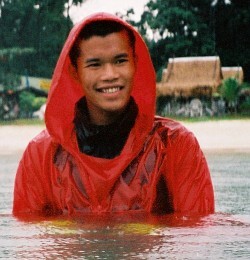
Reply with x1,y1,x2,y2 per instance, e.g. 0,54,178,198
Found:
124,0,250,82
127,0,215,78
213,0,250,81
0,0,87,79
0,48,35,90
220,78,240,113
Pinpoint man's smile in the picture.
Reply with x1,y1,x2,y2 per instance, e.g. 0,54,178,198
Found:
97,86,123,93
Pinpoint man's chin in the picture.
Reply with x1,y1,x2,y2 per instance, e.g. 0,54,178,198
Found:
103,101,129,113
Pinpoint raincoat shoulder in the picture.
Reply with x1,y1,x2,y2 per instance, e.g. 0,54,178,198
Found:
13,130,59,215
152,116,214,214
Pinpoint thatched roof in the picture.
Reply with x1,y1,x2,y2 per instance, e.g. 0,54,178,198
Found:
158,56,223,96
222,67,244,84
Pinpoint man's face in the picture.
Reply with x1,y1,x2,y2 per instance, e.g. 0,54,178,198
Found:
75,30,136,125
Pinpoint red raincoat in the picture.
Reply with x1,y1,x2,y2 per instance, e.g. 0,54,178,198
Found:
13,13,214,216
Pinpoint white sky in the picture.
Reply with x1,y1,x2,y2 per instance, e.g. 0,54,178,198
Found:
69,0,149,24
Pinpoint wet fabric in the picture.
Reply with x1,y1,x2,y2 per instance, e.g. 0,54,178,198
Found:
13,13,214,217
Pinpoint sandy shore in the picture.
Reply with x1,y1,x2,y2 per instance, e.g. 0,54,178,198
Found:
0,120,250,154
182,120,250,153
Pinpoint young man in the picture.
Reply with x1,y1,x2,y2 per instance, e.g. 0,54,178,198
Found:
13,13,214,216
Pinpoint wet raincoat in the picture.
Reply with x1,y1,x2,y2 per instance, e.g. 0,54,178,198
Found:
13,13,214,216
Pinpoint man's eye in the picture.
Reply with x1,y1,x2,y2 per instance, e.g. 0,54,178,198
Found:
115,58,128,64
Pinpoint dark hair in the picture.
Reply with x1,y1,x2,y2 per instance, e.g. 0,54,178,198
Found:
69,20,136,68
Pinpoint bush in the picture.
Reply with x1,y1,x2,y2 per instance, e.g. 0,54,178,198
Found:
32,97,47,111
240,99,250,115
19,91,47,118
19,91,36,118
220,78,240,113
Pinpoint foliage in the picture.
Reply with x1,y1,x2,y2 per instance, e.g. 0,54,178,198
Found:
19,91,36,117
0,118,45,125
0,48,35,90
19,91,47,117
123,0,250,82
239,99,250,115
239,82,250,115
0,72,21,90
0,0,88,119
214,0,250,82
32,97,47,111
124,0,215,74
220,78,240,113
240,82,250,90
0,47,35,59
0,0,87,80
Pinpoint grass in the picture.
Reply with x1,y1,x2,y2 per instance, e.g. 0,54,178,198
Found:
1,114,250,126
159,114,250,123
0,118,45,126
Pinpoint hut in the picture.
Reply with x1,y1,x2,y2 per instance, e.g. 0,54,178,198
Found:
157,56,223,97
20,76,51,92
222,66,244,84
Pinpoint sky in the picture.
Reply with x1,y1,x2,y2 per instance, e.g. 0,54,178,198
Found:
69,0,149,24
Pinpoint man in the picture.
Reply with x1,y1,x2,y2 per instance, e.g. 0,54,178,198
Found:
13,13,214,216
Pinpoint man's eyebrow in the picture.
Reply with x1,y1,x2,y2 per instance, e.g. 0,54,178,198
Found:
85,58,100,64
84,53,129,64
115,53,129,59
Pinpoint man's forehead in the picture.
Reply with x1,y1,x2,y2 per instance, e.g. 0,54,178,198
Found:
79,30,131,43
78,31,133,55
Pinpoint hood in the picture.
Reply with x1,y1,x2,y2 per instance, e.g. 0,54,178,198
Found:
45,12,156,152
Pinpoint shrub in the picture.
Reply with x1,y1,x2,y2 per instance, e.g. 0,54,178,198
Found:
239,99,250,115
32,97,47,111
19,91,36,118
220,78,240,113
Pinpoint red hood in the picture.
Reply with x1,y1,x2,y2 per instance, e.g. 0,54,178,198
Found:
45,13,156,153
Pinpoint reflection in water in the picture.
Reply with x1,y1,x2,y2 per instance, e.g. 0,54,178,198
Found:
0,151,250,259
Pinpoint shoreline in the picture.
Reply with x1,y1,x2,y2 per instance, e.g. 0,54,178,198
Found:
0,119,250,154
182,119,250,153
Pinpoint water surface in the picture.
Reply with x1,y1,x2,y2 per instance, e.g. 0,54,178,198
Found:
0,151,249,259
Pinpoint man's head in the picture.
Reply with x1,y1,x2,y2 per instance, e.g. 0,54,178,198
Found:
70,20,136,68
70,20,137,125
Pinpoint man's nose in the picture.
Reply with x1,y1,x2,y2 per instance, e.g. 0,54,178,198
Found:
101,63,119,81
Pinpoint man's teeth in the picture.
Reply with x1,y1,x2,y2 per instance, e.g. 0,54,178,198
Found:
101,87,120,93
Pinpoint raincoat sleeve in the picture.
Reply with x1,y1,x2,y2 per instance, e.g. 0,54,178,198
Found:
166,125,214,215
13,131,59,216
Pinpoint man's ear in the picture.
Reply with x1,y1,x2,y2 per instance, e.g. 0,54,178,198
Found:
68,63,80,83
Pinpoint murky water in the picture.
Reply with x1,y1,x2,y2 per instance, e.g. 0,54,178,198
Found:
0,151,250,259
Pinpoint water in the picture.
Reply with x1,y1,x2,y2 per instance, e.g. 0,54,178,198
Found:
1,151,250,259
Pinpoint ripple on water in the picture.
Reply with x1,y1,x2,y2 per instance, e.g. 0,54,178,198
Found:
0,151,249,259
